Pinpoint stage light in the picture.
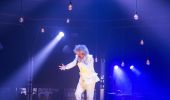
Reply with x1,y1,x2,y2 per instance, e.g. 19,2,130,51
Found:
68,1,73,11
29,31,65,75
129,65,141,75
95,57,98,63
121,61,125,67
134,0,139,21
31,31,65,72
0,30,65,99
113,64,131,93
19,17,24,23
140,39,144,45
114,65,119,70
58,31,64,37
130,65,134,70
41,27,45,33
146,59,150,66
66,18,70,23
134,13,139,20
0,19,65,99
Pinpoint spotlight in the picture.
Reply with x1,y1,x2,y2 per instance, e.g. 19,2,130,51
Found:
68,1,73,11
134,13,139,20
114,65,119,70
33,31,65,73
130,65,141,75
130,65,134,70
19,17,24,23
58,31,64,37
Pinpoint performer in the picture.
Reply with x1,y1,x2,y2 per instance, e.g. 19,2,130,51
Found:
59,45,99,100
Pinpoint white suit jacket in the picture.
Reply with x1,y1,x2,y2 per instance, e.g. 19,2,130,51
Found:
65,54,100,84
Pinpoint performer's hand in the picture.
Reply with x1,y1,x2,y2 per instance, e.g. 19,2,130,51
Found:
59,64,66,71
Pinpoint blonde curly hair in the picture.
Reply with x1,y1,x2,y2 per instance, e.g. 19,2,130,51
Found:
73,45,89,56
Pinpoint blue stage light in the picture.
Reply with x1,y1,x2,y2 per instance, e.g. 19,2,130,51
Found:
130,65,134,70
114,65,119,70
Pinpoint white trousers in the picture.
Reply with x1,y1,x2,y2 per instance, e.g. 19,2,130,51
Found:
75,78,96,100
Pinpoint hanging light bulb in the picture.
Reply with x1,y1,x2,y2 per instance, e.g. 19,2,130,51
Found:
95,57,98,63
19,16,24,23
121,61,125,67
66,18,70,23
68,1,72,11
140,39,144,46
41,27,45,33
134,0,139,20
146,59,150,66
134,13,139,20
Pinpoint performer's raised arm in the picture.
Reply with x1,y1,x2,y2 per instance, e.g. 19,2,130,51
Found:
65,56,77,70
59,56,77,70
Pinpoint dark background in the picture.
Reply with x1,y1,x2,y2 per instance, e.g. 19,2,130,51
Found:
0,0,170,99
